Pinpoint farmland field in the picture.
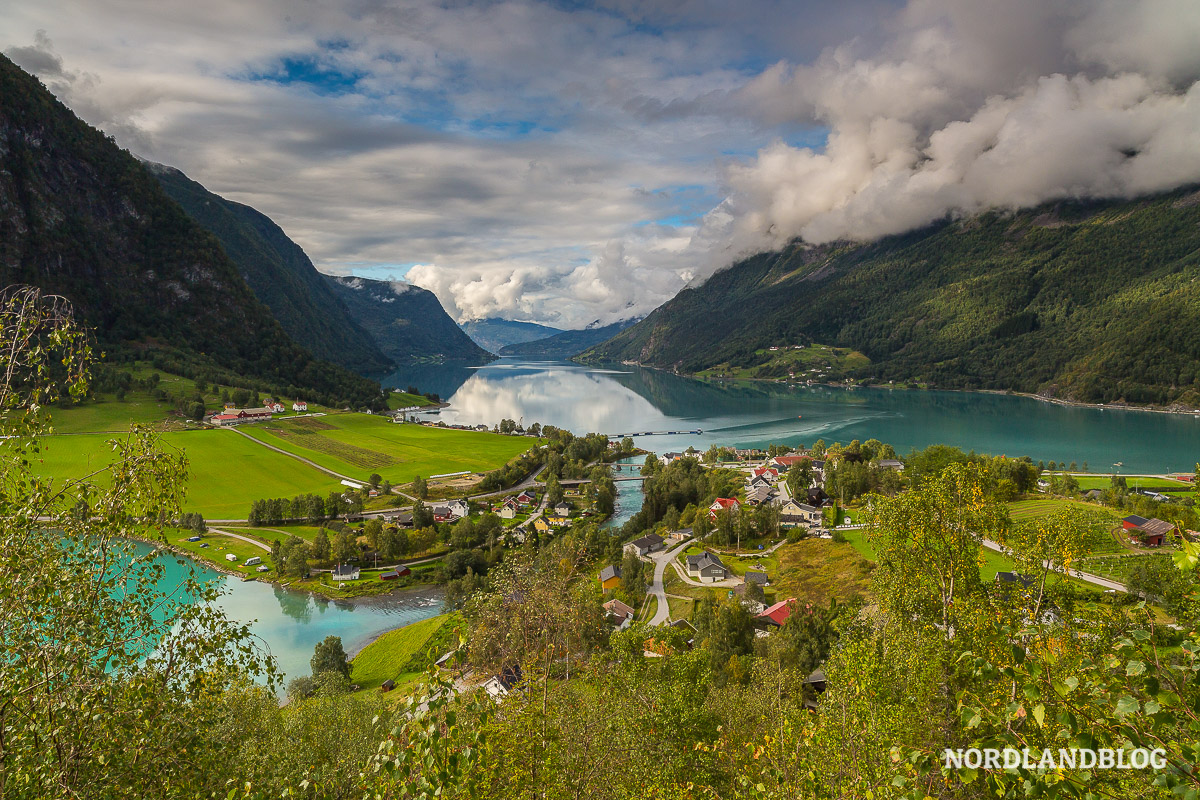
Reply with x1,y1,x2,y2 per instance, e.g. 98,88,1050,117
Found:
1007,498,1119,521
31,429,341,518
1074,552,1174,583
239,414,534,483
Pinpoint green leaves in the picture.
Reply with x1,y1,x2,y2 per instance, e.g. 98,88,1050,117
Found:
1114,696,1140,719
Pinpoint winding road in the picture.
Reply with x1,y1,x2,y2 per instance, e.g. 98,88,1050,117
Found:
647,532,695,626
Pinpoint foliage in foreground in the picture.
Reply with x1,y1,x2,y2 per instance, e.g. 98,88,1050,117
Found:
5,286,1200,799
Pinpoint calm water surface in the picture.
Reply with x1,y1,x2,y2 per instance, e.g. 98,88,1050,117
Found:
380,359,1200,473
129,540,443,686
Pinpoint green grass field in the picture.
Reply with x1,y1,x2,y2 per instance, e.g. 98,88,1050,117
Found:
45,392,184,433
164,529,274,577
386,392,436,410
1072,475,1189,490
351,614,459,693
696,343,871,381
1007,498,1119,521
835,528,1016,581
666,594,695,621
225,524,329,543
239,414,533,484
32,429,342,518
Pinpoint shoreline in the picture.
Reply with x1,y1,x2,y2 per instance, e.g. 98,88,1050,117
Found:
127,532,442,606
345,594,447,661
598,359,1200,419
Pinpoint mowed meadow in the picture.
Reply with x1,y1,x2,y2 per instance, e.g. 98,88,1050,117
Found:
31,414,534,519
31,430,342,518
237,414,533,484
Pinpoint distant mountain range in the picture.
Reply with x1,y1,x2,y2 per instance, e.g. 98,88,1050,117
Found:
323,275,491,365
583,190,1200,408
151,164,394,374
460,318,563,353
498,318,641,359
0,54,381,408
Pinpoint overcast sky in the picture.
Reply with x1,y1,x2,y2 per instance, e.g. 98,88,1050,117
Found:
5,1,1200,328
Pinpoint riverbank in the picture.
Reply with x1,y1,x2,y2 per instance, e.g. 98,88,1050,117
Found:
129,528,444,603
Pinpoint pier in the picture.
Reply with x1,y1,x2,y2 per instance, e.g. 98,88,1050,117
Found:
606,429,703,438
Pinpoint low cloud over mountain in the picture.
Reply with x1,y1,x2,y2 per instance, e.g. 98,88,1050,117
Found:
5,0,1198,325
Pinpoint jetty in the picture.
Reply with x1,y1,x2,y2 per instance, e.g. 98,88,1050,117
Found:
605,429,703,438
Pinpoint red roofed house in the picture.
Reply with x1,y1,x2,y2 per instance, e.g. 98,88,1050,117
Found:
708,497,741,520
769,455,809,470
757,598,797,628
751,467,779,482
292,400,308,412
210,413,240,427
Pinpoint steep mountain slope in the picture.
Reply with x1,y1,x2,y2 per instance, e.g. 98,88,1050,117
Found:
583,190,1200,406
498,318,641,359
460,318,562,353
0,55,382,409
151,164,393,373
323,275,492,364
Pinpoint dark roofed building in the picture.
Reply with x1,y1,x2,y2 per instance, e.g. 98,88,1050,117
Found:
685,550,730,582
624,533,665,557
745,570,770,586
995,571,1034,588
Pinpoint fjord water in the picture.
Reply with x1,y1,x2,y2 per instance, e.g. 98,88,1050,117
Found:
384,359,1200,473
128,539,443,685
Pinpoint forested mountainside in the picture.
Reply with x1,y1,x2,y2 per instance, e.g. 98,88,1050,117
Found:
460,318,562,353
583,190,1200,407
0,55,383,409
497,318,640,359
323,275,492,364
151,165,393,373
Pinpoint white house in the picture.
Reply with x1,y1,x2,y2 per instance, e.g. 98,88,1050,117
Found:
780,500,822,527
292,400,308,412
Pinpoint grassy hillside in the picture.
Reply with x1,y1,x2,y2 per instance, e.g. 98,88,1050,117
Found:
583,190,1200,407
152,165,393,373
351,614,463,694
